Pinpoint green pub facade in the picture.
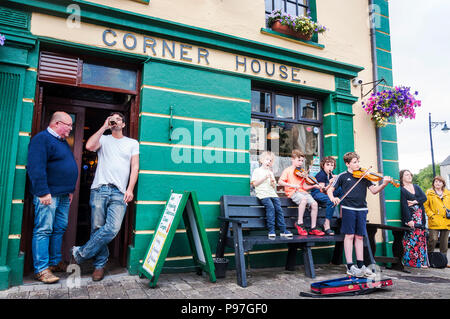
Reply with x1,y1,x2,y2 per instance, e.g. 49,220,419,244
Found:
0,0,399,289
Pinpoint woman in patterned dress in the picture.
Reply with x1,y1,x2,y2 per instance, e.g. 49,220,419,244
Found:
399,170,428,268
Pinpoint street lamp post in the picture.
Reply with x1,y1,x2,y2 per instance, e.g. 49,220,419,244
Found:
428,112,450,177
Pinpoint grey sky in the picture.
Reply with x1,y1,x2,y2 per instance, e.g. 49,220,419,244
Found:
390,0,450,173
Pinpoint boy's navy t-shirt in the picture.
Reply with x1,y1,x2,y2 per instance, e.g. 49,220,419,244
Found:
331,171,375,209
315,169,333,186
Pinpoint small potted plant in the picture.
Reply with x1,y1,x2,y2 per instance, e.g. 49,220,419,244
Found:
362,86,421,127
267,9,326,41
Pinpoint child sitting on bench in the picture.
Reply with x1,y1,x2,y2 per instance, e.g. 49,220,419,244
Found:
251,151,293,240
278,149,325,236
310,156,341,235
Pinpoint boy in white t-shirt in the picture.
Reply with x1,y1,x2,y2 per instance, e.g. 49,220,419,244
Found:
251,151,293,240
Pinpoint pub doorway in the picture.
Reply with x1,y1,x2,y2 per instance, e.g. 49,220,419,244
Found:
21,80,139,276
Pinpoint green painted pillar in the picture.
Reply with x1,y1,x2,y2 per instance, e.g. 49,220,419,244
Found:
323,77,358,172
0,6,38,290
371,0,400,255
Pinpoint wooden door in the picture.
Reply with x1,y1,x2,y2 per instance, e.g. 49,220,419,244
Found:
43,103,85,263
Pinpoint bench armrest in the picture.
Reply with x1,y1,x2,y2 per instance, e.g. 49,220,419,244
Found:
218,216,248,225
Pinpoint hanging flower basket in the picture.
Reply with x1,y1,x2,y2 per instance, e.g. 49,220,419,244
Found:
362,86,422,127
267,9,326,42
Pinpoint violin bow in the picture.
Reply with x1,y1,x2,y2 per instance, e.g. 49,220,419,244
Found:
333,166,373,207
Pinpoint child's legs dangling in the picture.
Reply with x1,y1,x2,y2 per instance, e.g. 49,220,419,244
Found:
260,197,276,233
271,197,287,232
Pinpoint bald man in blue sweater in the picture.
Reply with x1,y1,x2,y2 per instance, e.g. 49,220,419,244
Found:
27,111,78,284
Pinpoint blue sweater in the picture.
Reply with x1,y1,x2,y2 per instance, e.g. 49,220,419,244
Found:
27,129,78,197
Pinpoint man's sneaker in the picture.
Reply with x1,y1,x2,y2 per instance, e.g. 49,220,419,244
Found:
280,230,293,239
294,222,308,236
268,232,276,240
346,265,363,278
360,265,376,279
309,227,325,236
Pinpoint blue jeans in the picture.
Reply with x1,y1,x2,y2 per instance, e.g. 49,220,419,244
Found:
73,185,127,269
311,188,342,220
32,194,70,274
260,197,287,233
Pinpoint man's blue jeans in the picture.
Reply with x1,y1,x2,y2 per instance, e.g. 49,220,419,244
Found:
32,194,70,274
73,185,127,269
260,197,287,233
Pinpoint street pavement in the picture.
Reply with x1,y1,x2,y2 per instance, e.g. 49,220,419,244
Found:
1,250,450,300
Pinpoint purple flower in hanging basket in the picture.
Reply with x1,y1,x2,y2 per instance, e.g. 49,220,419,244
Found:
0,34,5,46
362,86,422,127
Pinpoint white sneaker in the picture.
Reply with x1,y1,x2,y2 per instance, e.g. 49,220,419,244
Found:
268,232,276,240
360,265,376,279
280,230,293,239
346,265,363,277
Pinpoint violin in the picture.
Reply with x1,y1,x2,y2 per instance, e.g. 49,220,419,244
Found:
353,168,399,188
294,167,324,190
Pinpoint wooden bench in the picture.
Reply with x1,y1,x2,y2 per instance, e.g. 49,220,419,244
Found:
215,195,349,287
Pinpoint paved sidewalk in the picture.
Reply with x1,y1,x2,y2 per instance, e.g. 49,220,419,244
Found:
1,259,450,299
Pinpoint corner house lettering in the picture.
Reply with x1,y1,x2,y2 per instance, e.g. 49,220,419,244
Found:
102,29,305,83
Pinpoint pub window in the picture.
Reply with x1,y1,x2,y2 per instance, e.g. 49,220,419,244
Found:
250,87,321,191
82,63,137,92
265,0,310,20
37,51,139,95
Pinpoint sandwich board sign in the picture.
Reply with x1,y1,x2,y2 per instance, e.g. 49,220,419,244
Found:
140,191,216,288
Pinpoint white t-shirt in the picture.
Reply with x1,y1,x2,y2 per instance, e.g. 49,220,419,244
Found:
251,167,278,199
91,134,139,194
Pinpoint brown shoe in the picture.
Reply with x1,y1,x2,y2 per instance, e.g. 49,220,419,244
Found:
49,261,68,273
92,268,105,281
35,268,60,284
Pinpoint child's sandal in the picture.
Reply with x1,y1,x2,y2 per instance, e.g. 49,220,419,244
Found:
324,229,335,236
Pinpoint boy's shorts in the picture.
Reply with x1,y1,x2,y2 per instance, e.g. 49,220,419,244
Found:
291,191,315,206
340,206,368,236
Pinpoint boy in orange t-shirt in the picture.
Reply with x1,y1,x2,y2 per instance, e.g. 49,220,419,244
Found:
279,150,325,236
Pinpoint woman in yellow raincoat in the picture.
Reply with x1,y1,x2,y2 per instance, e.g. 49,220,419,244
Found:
424,176,450,265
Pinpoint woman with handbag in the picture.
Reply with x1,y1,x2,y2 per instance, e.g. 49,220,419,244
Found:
400,170,429,268
424,175,450,267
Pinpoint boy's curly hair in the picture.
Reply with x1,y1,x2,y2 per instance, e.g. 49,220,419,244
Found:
320,156,336,170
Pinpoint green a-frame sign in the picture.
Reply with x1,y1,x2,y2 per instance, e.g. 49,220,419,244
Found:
139,191,216,288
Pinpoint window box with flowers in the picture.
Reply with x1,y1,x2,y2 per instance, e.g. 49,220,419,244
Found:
266,9,326,42
362,86,421,127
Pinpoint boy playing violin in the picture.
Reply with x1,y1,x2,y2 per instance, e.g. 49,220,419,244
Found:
310,156,341,235
327,152,392,278
278,150,325,236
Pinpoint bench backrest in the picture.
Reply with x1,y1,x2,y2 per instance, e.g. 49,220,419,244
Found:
220,195,340,231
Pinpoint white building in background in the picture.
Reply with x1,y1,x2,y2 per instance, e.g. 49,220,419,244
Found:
439,155,450,189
